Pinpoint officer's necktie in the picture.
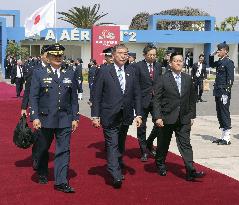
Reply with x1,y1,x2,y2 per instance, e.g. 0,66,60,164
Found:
149,64,154,79
117,67,124,93
175,74,181,95
54,69,59,78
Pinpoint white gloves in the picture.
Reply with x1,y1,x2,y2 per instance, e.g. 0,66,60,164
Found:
221,95,228,105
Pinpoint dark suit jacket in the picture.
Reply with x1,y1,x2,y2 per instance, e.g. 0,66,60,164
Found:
191,62,207,80
134,60,162,108
91,64,141,127
11,65,24,84
153,70,196,125
29,65,79,128
21,63,45,109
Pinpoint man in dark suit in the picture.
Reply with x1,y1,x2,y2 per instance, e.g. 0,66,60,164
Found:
11,59,24,98
134,43,162,162
91,44,142,189
153,52,205,181
29,43,79,193
160,49,173,73
210,42,234,145
4,56,12,79
191,54,207,102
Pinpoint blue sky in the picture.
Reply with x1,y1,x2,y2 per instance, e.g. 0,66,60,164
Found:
0,0,238,28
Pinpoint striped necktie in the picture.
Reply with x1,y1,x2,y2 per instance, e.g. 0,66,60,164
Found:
175,74,181,95
117,67,124,93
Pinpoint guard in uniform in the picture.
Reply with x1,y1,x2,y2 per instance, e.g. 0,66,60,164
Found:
210,42,234,145
29,43,79,193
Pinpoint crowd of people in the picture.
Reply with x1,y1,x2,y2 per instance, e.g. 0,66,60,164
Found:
9,40,234,192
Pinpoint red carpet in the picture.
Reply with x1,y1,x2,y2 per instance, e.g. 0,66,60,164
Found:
1,82,239,205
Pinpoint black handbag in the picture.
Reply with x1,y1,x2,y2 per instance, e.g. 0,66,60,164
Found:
13,114,33,149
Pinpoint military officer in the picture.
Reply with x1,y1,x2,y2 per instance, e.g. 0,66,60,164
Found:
210,42,234,145
29,43,80,193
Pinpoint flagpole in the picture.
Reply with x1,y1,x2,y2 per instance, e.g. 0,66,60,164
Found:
54,0,57,43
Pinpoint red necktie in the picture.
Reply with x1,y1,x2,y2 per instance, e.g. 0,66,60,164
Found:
149,64,154,79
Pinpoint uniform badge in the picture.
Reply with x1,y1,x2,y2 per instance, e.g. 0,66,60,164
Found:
43,77,52,84
63,78,72,84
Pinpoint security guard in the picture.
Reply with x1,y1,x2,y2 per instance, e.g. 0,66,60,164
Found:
210,42,234,145
29,43,80,193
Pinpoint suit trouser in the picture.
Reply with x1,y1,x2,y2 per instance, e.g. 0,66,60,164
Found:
137,102,160,154
155,121,194,171
15,77,24,97
194,78,203,99
37,127,71,185
103,112,129,180
215,96,231,130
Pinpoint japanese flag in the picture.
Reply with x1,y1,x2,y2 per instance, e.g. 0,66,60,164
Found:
24,0,55,37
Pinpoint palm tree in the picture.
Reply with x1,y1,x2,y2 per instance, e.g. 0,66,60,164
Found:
58,4,109,28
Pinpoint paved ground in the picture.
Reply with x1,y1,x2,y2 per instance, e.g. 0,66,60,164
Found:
2,74,239,181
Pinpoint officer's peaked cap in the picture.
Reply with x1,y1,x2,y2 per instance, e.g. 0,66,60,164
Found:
102,47,113,56
47,43,65,55
41,45,50,54
217,41,229,51
128,52,136,58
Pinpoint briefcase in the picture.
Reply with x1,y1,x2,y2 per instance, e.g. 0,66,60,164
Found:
13,114,33,149
203,79,210,91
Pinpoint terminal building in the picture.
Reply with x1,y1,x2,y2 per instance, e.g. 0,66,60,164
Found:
0,10,239,77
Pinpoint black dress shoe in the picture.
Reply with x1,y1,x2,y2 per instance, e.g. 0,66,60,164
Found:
212,139,223,143
140,153,148,162
38,175,48,184
156,165,167,176
217,139,231,145
113,179,122,189
186,170,205,181
54,183,75,193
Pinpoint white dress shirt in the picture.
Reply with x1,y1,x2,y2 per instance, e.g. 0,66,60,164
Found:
51,66,61,78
